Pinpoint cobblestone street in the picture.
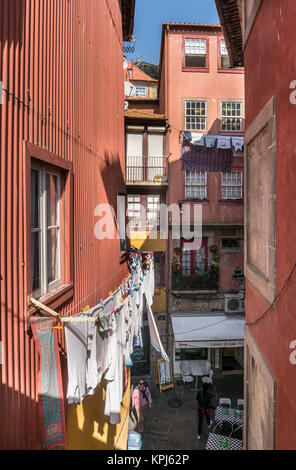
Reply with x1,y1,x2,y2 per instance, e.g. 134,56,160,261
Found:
129,373,244,450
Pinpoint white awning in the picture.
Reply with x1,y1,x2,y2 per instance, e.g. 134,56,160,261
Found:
171,313,245,349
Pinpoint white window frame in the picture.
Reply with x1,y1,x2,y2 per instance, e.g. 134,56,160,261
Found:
221,101,243,132
184,38,207,68
185,171,207,200
147,195,160,229
127,194,141,228
31,163,62,298
221,171,243,200
220,39,230,68
185,100,207,131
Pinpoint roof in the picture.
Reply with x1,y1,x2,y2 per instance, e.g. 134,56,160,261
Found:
215,0,244,66
171,313,245,347
124,110,166,121
121,0,136,41
162,22,221,29
128,63,157,82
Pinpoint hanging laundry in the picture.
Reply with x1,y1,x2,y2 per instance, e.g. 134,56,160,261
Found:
232,136,244,152
31,317,66,449
104,308,125,425
64,314,89,404
216,136,231,149
191,132,205,145
146,295,169,362
181,138,232,172
205,136,217,148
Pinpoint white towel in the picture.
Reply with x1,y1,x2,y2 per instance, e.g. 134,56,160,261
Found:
146,294,169,362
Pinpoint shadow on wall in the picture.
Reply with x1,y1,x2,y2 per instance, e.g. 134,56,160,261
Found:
101,151,126,211
66,376,131,450
2,1,25,45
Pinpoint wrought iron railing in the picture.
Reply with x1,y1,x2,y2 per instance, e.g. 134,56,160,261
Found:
126,156,168,183
172,266,219,290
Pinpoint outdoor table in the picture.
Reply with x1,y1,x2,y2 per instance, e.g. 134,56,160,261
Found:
215,407,244,426
188,360,211,389
206,432,242,451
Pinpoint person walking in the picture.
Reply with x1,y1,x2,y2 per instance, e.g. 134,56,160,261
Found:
196,382,213,439
131,379,152,433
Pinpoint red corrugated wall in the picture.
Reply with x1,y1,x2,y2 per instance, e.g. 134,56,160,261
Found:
0,0,128,449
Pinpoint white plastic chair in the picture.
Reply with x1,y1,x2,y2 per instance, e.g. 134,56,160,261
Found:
219,398,231,408
237,399,244,410
180,362,194,387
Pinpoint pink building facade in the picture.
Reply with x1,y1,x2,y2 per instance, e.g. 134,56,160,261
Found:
158,23,246,375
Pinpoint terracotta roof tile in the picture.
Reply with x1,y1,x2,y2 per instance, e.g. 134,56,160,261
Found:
127,63,157,82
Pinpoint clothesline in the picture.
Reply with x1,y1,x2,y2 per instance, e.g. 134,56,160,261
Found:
29,254,152,322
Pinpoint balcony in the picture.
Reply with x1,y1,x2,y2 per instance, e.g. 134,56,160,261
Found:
126,156,168,186
172,266,219,290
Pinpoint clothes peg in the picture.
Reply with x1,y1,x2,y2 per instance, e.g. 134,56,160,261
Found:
109,291,113,298
98,299,104,307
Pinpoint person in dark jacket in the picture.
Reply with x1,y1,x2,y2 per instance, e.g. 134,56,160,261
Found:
196,382,213,439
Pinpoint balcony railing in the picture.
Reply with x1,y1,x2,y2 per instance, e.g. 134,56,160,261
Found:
172,266,219,290
126,156,168,183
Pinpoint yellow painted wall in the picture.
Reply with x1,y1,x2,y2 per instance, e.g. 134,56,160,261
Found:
152,287,167,313
66,370,131,450
130,231,167,252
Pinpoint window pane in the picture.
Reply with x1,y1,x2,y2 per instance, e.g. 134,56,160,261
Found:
47,228,59,284
31,170,40,229
32,231,41,292
46,173,59,227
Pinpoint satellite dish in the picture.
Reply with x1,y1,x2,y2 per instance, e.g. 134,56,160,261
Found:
125,101,129,111
124,81,136,97
123,58,128,70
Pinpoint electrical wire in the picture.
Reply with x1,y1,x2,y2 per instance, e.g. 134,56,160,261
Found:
246,263,296,327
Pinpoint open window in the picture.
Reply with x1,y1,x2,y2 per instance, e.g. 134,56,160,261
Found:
184,38,207,68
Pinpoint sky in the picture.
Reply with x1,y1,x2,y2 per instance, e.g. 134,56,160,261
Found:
125,0,220,65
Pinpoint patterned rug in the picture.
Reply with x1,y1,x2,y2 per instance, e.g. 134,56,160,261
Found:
31,317,66,450
181,139,232,172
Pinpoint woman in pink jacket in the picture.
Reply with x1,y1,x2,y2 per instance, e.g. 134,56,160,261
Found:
131,379,152,433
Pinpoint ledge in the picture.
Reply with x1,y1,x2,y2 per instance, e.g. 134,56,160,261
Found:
28,283,74,316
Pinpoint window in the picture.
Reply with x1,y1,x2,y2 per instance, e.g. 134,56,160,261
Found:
154,252,166,286
147,195,160,229
181,238,208,277
126,132,143,181
221,171,243,200
31,165,62,297
221,237,244,252
185,171,207,199
135,86,148,97
221,101,243,131
185,38,207,68
127,195,141,227
175,348,208,361
185,100,207,131
220,40,230,68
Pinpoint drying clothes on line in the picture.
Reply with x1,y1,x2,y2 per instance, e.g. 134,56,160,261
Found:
216,136,231,149
181,138,233,172
146,294,169,362
64,314,89,404
104,308,125,425
31,317,66,450
205,136,217,148
86,309,112,395
232,136,244,152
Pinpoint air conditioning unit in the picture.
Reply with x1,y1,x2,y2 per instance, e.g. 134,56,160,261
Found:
224,294,245,314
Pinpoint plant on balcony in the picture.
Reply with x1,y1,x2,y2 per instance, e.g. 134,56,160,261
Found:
153,175,164,183
172,255,180,273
